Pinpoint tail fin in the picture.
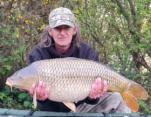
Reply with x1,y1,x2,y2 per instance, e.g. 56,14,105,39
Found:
122,82,149,112
128,82,148,100
122,91,138,112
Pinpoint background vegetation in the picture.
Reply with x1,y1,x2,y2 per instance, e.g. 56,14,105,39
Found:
0,0,151,114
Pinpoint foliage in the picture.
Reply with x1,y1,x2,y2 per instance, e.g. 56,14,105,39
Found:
0,87,32,109
0,24,26,88
0,23,32,109
0,0,151,114
75,0,151,114
139,99,151,115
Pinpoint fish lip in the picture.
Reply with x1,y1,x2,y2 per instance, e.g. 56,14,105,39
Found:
6,80,13,87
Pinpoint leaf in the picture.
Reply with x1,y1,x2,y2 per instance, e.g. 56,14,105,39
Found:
18,93,28,100
23,101,32,108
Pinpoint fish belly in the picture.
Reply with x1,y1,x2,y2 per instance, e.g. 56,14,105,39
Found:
45,76,95,102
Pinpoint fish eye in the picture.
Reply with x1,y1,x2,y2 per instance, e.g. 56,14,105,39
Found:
17,75,24,80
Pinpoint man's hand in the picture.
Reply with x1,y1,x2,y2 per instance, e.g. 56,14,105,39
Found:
29,78,107,101
89,77,108,99
29,81,48,101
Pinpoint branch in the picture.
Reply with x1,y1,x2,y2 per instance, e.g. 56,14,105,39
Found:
128,0,137,26
132,52,151,72
114,0,131,26
128,0,136,16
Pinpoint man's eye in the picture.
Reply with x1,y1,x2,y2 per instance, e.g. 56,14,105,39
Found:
55,27,60,30
64,26,70,29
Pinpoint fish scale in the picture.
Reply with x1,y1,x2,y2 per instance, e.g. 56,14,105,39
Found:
34,58,99,101
6,57,148,112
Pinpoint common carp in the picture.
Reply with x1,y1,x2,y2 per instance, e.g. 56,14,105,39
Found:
6,58,148,112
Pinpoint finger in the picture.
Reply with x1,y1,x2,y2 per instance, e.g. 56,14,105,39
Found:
92,83,97,90
91,81,101,95
89,88,96,99
95,80,104,97
90,88,99,99
40,93,48,100
41,87,49,100
39,81,44,88
39,81,47,93
96,78,103,89
96,77,102,84
36,86,43,96
29,83,36,96
97,80,107,97
37,89,48,100
89,78,102,99
89,93,97,99
37,81,45,91
35,83,48,100
102,80,108,93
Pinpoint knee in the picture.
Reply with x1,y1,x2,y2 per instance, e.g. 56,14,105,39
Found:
111,92,123,101
110,92,131,113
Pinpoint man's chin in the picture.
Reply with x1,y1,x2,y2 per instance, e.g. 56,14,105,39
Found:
59,45,68,47
58,43,71,48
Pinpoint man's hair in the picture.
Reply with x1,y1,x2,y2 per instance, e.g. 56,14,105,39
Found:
39,25,81,48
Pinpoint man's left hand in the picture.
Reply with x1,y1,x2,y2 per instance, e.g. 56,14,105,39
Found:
89,77,108,99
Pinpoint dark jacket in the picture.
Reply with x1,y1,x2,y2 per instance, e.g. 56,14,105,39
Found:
28,41,99,112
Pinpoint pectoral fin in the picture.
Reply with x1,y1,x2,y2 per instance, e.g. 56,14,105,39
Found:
63,102,76,112
122,91,138,112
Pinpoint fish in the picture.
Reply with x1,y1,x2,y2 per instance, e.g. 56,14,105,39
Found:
5,58,148,112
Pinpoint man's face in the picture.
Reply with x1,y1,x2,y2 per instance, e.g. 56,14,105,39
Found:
49,25,76,48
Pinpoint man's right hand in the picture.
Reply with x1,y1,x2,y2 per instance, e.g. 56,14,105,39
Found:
29,81,48,101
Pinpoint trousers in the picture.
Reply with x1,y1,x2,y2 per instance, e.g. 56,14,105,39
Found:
76,92,131,113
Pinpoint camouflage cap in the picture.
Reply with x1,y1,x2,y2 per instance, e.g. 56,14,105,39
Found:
49,7,76,28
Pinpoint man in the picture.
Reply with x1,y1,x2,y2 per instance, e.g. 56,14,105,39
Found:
28,7,131,113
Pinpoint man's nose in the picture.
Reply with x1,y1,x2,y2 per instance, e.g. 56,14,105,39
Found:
60,29,66,35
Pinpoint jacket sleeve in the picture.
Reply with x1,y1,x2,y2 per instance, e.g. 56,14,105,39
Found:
86,47,99,62
28,45,43,64
79,42,99,62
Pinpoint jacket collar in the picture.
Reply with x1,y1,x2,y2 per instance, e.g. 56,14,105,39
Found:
48,42,77,58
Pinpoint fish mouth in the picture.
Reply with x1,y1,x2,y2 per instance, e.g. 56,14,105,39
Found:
6,80,13,87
